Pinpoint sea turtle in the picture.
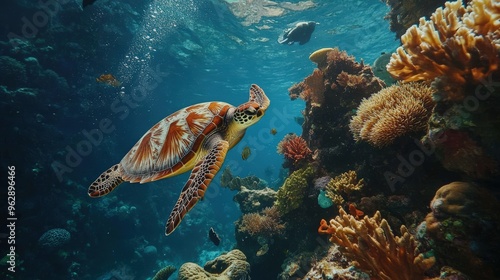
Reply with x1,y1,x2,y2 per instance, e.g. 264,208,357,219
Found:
278,21,317,45
88,84,270,235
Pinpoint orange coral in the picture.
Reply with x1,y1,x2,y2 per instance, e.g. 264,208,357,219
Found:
349,82,435,147
387,0,500,101
319,208,435,280
277,134,312,164
348,203,364,219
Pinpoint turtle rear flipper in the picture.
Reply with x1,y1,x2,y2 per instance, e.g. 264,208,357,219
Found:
88,164,124,197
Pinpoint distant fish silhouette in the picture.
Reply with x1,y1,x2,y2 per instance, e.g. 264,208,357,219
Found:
208,227,221,246
278,21,317,45
96,74,121,87
82,0,98,8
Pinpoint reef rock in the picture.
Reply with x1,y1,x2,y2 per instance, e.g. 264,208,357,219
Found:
178,249,250,280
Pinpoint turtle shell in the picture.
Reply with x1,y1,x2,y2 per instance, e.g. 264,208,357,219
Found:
120,101,231,183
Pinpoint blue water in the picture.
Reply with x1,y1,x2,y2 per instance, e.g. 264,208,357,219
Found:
1,0,399,279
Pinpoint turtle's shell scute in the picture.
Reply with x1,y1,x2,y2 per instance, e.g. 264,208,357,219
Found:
120,102,231,183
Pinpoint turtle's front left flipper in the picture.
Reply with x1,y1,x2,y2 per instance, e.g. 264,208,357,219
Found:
165,139,229,235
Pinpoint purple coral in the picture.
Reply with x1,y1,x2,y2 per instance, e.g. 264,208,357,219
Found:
38,228,71,249
314,176,331,190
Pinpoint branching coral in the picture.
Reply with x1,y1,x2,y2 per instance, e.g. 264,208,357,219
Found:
274,166,314,215
349,82,436,147
277,133,312,165
325,171,364,206
238,206,286,237
319,208,435,280
387,0,500,101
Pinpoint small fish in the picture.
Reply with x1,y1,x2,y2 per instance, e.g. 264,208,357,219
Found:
241,146,251,160
96,74,121,87
208,227,221,246
270,128,277,135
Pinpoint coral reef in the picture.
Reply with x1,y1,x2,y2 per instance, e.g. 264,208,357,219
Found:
274,166,314,215
386,0,500,180
349,82,436,147
38,228,71,250
325,170,364,206
387,0,500,101
290,47,387,175
319,208,435,280
417,181,500,279
238,206,286,238
178,250,250,280
152,265,176,280
277,133,312,169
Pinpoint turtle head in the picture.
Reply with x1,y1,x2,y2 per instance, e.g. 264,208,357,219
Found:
233,84,270,128
234,102,265,127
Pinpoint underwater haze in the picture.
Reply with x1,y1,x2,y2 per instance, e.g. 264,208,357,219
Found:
2,0,500,279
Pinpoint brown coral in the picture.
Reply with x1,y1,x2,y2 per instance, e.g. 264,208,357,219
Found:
288,69,325,105
319,208,435,280
349,82,436,147
238,206,286,237
387,0,500,101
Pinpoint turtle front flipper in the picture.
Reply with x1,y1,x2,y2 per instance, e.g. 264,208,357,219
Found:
88,164,125,197
165,140,229,235
248,84,270,111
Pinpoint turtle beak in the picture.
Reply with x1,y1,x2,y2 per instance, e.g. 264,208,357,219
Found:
257,109,264,118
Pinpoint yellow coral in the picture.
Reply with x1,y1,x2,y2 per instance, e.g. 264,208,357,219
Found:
325,170,364,205
319,208,435,280
274,166,314,215
349,82,435,147
178,250,250,280
309,47,335,70
387,0,500,100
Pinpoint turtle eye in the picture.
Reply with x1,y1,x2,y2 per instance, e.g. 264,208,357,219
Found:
245,107,257,115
